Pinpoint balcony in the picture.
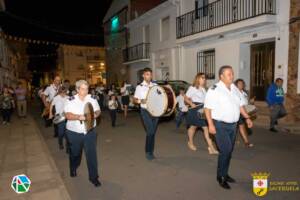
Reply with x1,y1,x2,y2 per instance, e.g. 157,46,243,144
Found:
123,43,150,64
176,0,276,40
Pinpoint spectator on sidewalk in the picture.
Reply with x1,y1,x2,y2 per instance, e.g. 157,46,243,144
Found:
266,78,287,132
0,86,15,125
15,82,27,118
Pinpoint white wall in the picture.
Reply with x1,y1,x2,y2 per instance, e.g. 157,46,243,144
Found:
127,1,179,83
180,23,289,90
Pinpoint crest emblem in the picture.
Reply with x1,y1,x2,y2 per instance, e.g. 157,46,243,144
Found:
251,172,270,197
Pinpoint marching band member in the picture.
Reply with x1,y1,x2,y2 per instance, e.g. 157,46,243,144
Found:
184,73,218,154
204,66,253,189
108,94,118,127
41,76,61,129
64,80,102,187
234,79,254,147
175,87,188,130
49,86,68,150
134,67,158,161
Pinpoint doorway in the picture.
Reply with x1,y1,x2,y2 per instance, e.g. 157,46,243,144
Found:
250,41,275,101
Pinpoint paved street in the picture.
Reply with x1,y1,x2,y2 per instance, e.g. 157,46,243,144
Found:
0,114,70,200
31,106,300,200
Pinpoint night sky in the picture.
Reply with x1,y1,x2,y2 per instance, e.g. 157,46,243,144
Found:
0,0,112,82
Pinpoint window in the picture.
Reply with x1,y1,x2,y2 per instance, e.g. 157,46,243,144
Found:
197,49,215,79
161,16,170,41
195,0,209,18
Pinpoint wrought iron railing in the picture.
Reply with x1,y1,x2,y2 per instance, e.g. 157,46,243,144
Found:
123,43,150,63
177,0,276,39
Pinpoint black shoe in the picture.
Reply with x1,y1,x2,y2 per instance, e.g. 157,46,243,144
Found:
90,178,102,187
217,176,231,189
70,170,77,177
53,134,58,138
59,144,64,150
226,175,236,183
275,120,278,125
269,128,278,132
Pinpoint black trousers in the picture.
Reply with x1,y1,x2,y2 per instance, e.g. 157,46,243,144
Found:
67,129,99,180
109,109,117,127
2,109,11,122
140,108,159,154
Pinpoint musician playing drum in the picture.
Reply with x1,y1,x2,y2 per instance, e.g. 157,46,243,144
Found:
184,73,218,154
64,80,102,187
49,86,68,150
134,67,159,161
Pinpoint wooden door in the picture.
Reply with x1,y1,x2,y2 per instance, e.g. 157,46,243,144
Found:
250,42,275,101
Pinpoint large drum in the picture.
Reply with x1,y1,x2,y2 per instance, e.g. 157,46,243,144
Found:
146,85,176,117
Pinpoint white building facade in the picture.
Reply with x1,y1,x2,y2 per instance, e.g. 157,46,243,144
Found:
124,0,179,85
126,0,293,102
176,0,290,101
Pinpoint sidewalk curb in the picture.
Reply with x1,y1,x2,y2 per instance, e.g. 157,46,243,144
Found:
30,115,72,200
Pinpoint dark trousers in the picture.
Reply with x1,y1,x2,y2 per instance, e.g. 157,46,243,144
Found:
57,121,67,146
140,108,159,154
2,109,11,122
54,124,58,137
214,120,237,178
109,109,117,127
98,94,104,111
270,104,287,128
175,110,186,129
67,129,99,180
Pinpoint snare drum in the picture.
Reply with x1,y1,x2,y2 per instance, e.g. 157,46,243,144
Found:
145,85,176,117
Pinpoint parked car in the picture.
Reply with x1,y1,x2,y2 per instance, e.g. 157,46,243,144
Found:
155,80,190,95
154,80,191,120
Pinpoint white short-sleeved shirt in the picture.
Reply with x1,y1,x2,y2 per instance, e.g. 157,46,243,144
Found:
204,81,245,123
186,86,206,103
95,86,105,94
64,94,100,134
43,84,59,102
176,95,188,112
108,100,118,110
134,81,157,109
51,95,68,115
121,84,131,96
240,90,249,105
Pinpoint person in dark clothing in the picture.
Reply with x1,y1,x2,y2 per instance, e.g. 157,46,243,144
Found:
266,78,287,132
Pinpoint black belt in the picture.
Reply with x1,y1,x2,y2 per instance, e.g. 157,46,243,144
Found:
213,119,237,125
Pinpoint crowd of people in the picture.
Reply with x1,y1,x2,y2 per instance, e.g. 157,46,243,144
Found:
0,67,288,190
0,82,27,125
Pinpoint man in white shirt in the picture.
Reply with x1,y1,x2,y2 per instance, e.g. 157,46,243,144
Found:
49,86,68,150
64,80,101,187
41,76,61,127
134,67,158,161
204,65,253,190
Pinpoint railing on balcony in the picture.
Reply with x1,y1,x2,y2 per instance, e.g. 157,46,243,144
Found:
123,43,150,63
176,0,276,39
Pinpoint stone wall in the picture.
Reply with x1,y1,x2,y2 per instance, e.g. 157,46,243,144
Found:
286,0,300,122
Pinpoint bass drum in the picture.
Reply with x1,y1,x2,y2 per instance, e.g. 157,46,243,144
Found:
146,85,176,117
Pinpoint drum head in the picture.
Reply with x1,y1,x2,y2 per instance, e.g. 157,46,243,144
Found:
146,86,167,117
